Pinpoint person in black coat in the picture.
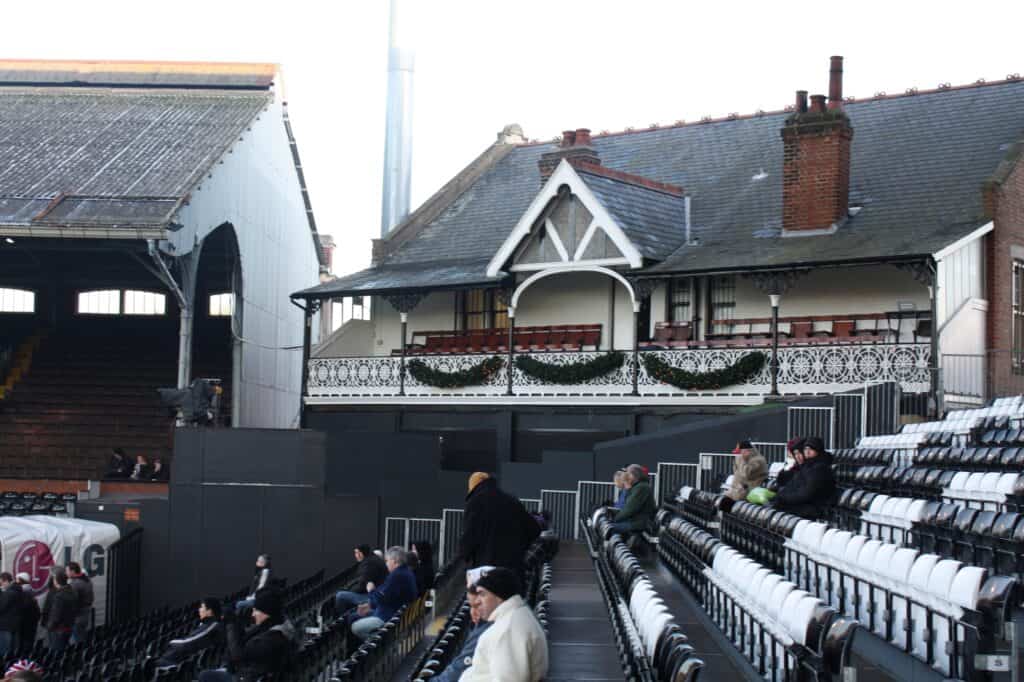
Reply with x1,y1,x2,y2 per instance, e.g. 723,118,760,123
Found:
459,473,541,574
0,572,21,657
774,438,805,489
15,573,40,655
409,540,435,596
333,545,388,614
41,569,77,653
198,589,298,682
157,597,224,667
773,437,837,519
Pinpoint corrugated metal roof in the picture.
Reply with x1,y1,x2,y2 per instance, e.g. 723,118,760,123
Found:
301,79,1024,297
0,59,277,89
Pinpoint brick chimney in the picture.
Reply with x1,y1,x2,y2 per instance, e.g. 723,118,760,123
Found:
781,56,853,234
538,128,600,182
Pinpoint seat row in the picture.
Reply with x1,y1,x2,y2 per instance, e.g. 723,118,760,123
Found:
914,444,1024,470
587,508,702,682
658,512,856,682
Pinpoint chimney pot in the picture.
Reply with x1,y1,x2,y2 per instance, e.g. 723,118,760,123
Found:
795,90,809,114
574,128,592,146
561,130,576,147
829,55,844,110
809,94,827,113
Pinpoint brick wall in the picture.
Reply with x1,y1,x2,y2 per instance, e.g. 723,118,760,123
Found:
986,151,1024,353
781,111,853,233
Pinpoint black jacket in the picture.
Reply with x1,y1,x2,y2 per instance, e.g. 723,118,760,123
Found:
18,585,40,642
459,479,541,571
775,464,801,489
42,585,78,632
158,617,224,666
225,617,298,680
70,574,94,610
0,584,21,632
355,554,388,594
774,452,836,516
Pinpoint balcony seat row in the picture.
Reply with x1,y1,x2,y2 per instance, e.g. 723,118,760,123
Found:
403,324,602,355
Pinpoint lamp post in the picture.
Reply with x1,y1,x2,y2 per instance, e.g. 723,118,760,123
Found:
769,294,781,397
631,303,640,396
399,311,408,396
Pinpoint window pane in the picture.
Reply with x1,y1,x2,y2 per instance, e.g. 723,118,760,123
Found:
0,288,35,313
209,293,234,317
124,290,166,316
78,290,121,315
710,275,736,334
670,278,691,323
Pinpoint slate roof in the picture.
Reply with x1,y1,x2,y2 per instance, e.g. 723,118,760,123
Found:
0,63,273,229
297,78,1024,298
576,168,687,261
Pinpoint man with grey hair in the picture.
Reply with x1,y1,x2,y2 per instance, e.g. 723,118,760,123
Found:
351,546,418,640
610,464,656,536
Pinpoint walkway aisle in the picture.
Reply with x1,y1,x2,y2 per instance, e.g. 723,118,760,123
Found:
545,542,624,681
640,550,759,680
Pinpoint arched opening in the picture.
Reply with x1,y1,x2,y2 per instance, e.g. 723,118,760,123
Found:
191,223,242,426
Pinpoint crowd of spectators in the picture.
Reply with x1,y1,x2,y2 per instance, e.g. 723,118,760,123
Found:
105,448,169,481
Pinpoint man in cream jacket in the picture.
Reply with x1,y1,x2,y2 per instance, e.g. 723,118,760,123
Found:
459,567,548,681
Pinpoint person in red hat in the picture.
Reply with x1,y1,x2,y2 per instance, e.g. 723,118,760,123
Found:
776,438,806,488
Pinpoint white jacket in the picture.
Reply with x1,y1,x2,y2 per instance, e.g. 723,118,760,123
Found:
459,595,548,682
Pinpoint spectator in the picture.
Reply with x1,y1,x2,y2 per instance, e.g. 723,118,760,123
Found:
14,574,39,655
198,589,297,682
236,554,272,612
66,562,93,644
40,568,76,653
459,472,541,574
157,597,224,667
150,458,169,481
611,464,657,535
409,540,435,596
775,438,805,489
130,454,151,480
3,659,44,682
334,545,388,614
433,578,493,681
612,470,628,509
0,573,19,658
106,448,130,479
459,567,548,681
773,436,837,519
725,440,769,502
351,547,418,641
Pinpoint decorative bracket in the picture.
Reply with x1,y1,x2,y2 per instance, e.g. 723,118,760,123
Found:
745,269,811,295
894,260,935,287
627,276,660,302
382,292,427,314
494,286,514,309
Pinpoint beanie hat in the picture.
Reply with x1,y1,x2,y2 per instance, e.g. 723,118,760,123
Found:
804,436,826,454
473,567,521,600
732,440,753,454
356,544,372,557
6,659,44,675
468,472,490,493
786,438,805,452
16,572,30,583
252,589,283,619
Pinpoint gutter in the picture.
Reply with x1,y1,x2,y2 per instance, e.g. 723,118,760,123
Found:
0,224,167,239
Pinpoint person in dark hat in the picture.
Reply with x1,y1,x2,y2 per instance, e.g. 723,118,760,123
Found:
772,436,836,519
460,567,548,681
198,588,297,681
725,440,768,501
775,438,806,488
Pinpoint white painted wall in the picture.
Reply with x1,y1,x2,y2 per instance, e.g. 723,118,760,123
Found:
372,291,457,354
314,318,375,357
936,235,986,327
939,299,987,355
169,95,320,428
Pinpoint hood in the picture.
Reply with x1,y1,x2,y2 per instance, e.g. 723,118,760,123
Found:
270,620,298,642
467,477,498,500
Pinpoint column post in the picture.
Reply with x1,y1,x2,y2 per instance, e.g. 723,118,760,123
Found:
769,294,781,396
506,308,515,396
399,311,408,396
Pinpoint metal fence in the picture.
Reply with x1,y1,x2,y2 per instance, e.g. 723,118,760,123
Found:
656,462,699,503
832,393,864,449
943,351,1024,405
864,381,900,437
576,481,616,535
439,509,464,567
106,528,143,626
698,453,735,493
384,517,441,553
787,406,835,448
520,498,541,513
750,442,787,465
541,489,577,539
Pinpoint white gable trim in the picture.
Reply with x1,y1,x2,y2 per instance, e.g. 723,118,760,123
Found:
933,221,993,260
544,218,571,262
509,264,640,315
509,257,630,272
485,159,644,277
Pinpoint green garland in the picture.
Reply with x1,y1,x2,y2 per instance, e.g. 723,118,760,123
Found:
515,351,625,384
407,356,504,388
642,351,767,390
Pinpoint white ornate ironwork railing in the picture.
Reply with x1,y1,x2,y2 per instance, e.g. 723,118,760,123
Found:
306,343,931,399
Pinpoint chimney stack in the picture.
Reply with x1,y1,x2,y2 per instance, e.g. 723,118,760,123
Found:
781,56,853,234
828,55,844,110
538,127,601,182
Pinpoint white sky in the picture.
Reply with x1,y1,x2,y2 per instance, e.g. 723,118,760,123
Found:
3,1,1023,278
